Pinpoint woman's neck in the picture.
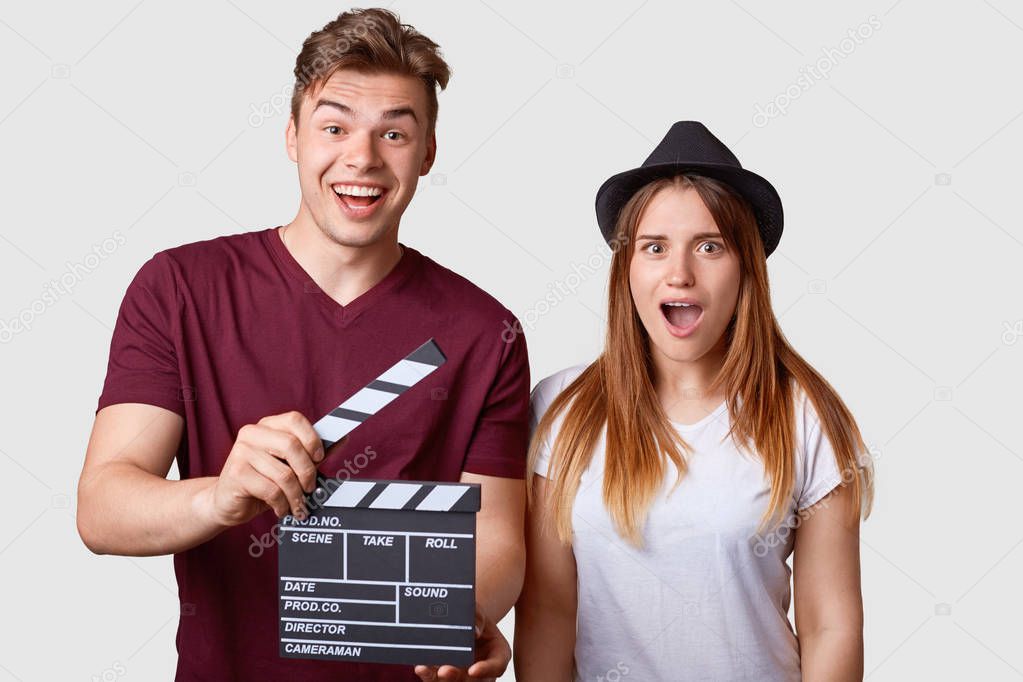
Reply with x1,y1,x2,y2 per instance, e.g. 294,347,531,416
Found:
650,338,728,423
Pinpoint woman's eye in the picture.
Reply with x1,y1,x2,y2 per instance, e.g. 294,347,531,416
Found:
699,242,722,254
644,243,665,255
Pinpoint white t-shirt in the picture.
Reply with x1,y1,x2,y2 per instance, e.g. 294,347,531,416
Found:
529,364,869,681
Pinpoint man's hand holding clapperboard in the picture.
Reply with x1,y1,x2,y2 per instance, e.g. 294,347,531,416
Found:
259,338,505,680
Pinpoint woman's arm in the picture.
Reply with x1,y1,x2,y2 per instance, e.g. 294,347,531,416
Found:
514,475,578,680
793,480,864,681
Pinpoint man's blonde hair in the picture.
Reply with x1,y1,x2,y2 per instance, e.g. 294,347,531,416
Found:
291,8,451,133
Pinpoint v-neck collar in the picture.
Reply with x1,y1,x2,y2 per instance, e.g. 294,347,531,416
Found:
263,226,420,327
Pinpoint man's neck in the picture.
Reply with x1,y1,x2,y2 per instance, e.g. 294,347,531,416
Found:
279,218,403,307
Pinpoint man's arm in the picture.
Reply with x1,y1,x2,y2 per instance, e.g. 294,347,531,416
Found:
78,403,220,556
461,471,526,622
414,472,524,682
77,403,324,556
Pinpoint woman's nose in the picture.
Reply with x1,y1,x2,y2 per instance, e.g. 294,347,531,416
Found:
666,256,694,288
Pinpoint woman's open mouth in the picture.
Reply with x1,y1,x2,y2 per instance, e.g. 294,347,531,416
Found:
660,301,703,338
331,183,387,219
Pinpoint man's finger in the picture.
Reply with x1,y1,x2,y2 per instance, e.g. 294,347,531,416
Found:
248,449,308,518
413,664,439,681
260,411,324,463
434,666,466,681
239,467,290,518
474,610,485,636
467,634,510,677
250,423,319,493
467,656,504,678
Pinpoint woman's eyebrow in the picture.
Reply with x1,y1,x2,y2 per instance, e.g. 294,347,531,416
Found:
635,232,722,241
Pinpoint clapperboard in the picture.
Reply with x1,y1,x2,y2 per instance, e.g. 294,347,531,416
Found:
277,339,481,667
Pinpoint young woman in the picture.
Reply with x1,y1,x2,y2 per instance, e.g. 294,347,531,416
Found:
514,122,874,681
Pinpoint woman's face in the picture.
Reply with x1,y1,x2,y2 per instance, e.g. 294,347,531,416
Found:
629,186,741,365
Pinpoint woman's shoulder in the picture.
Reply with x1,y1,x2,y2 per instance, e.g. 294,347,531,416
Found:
528,364,593,474
792,383,819,436
530,363,590,408
791,379,842,436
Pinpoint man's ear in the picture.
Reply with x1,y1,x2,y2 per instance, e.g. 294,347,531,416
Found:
419,130,437,176
286,115,298,163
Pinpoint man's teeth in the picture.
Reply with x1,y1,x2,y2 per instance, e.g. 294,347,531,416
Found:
332,184,384,197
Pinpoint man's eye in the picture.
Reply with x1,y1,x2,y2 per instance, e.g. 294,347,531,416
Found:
384,131,403,141
325,126,343,135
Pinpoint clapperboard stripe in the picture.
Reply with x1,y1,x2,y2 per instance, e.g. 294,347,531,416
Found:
324,480,481,513
312,339,445,450
321,480,377,508
417,485,475,512
367,482,422,509
400,484,436,511
354,482,389,508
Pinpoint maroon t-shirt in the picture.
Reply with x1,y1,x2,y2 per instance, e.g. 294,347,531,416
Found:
95,227,530,681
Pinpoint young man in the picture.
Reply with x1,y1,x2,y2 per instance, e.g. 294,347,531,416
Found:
77,9,527,681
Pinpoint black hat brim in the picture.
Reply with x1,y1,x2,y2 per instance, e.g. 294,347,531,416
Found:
595,161,784,257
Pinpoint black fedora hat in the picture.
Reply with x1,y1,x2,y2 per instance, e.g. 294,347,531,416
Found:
595,121,784,257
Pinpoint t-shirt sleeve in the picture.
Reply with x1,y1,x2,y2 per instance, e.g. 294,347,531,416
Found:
461,320,530,479
795,397,871,511
95,253,185,417
529,379,557,479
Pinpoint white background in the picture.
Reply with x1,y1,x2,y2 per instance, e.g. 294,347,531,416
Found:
1,1,1022,680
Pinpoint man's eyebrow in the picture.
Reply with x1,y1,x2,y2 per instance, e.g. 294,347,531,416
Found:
312,100,418,124
313,99,354,116
381,107,418,123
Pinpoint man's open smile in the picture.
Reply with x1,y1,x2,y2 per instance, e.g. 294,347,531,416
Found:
330,182,389,219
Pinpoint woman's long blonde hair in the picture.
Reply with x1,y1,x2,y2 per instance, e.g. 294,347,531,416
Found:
529,174,874,545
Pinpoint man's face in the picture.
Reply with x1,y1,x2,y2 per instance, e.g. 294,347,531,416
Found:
629,186,741,365
286,69,436,247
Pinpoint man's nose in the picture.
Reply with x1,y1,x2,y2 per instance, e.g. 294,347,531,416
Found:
343,131,382,173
